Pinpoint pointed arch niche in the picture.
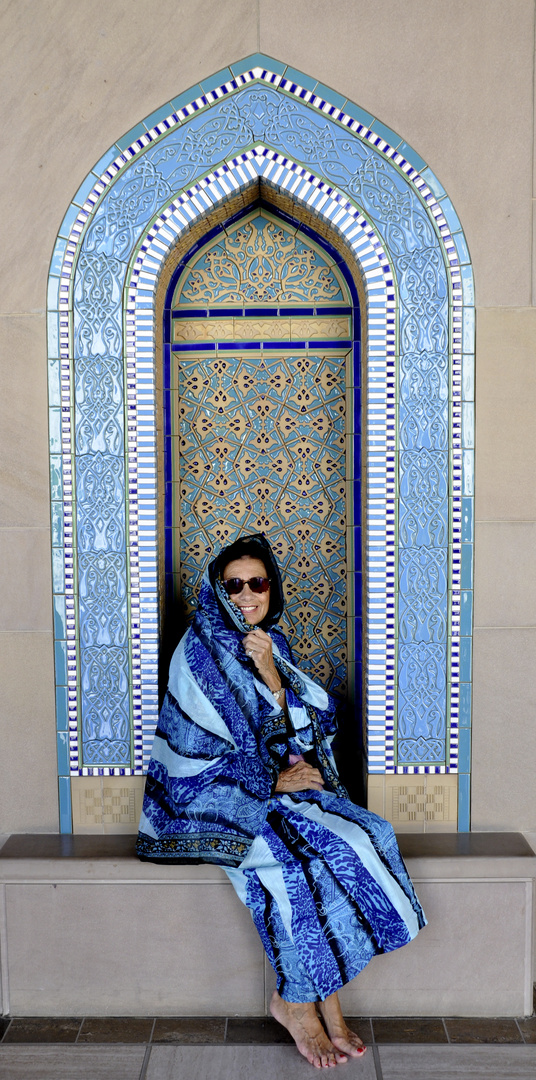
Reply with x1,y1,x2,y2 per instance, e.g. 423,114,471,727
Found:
47,56,474,834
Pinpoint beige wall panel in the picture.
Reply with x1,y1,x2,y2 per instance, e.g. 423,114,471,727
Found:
260,0,534,308
0,528,52,632
471,628,536,831
474,522,536,628
0,0,258,313
0,633,58,832
475,308,536,521
0,315,50,527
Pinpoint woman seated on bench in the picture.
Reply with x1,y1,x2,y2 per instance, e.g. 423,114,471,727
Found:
137,534,426,1069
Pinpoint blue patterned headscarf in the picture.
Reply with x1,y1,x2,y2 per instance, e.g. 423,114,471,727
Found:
137,534,347,866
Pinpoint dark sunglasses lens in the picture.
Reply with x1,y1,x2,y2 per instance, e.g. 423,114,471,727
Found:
222,577,270,595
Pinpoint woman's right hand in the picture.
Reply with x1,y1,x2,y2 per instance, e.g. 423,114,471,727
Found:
274,761,325,793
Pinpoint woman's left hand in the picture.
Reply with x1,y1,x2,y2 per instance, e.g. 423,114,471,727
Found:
243,628,280,690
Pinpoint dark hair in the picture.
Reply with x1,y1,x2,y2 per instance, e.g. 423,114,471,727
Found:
208,533,284,628
219,537,269,576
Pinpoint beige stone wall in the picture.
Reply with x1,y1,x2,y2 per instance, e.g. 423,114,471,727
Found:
1,0,535,835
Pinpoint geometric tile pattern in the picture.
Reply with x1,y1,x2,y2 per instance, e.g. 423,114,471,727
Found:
46,57,474,830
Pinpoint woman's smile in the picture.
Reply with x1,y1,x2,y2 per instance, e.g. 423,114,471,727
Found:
222,555,271,625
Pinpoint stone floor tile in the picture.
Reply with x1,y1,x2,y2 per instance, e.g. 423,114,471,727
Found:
372,1016,447,1043
3,1017,81,1043
0,1045,147,1079
445,1017,524,1043
145,1044,377,1079
78,1016,154,1042
152,1017,226,1043
379,1044,536,1079
517,1016,536,1043
226,1016,294,1043
0,1018,11,1041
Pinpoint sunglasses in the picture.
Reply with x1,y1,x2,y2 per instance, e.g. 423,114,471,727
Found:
222,576,271,596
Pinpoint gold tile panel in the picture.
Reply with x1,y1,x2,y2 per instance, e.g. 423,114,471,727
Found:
367,774,458,832
173,316,351,342
71,776,146,834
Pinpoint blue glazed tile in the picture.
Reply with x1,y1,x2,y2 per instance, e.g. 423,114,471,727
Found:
348,617,363,662
437,196,462,235
313,83,347,110
461,265,475,305
396,141,427,171
47,312,59,356
339,101,375,129
53,594,67,639
201,68,233,92
58,776,72,834
142,102,175,130
170,85,203,112
48,408,62,454
452,229,471,265
457,728,471,773
52,547,64,593
116,122,148,151
461,543,473,590
462,353,474,401
231,54,287,76
459,679,472,723
56,685,68,731
353,438,361,479
419,167,446,200
463,449,474,496
461,497,473,542
51,502,64,547
54,639,67,686
58,202,80,239
48,356,61,407
73,172,100,208
49,238,68,277
47,274,60,311
353,342,361,387
457,773,470,832
57,731,70,775
92,145,120,177
460,591,473,636
463,308,475,353
462,404,474,449
283,67,318,92
49,456,62,501
366,118,400,147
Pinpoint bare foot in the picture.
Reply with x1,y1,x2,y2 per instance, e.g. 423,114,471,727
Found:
270,990,348,1068
318,992,367,1058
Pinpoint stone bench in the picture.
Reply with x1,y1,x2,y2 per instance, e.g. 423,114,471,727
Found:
0,833,534,1018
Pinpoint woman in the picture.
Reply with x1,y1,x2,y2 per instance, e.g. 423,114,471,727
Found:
137,534,426,1069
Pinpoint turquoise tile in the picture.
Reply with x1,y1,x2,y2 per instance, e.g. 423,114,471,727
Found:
461,265,475,305
231,54,287,76
116,122,148,151
51,501,64,546
171,85,203,112
57,731,70,775
463,308,475,353
458,728,471,772
460,590,473,636
52,547,64,593
49,237,67,277
463,449,474,496
49,407,62,453
462,353,474,401
313,82,347,109
48,356,61,407
200,67,233,92
420,167,446,199
461,497,473,542
462,404,474,449
438,196,462,234
56,684,68,731
49,455,62,501
47,311,59,356
73,172,99,208
396,140,427,171
53,594,67,639
457,773,470,832
142,102,175,130
369,118,401,147
339,101,374,128
58,776,72,834
54,639,67,685
58,202,80,239
92,145,119,177
461,543,473,589
452,229,471,264
460,641,472,685
283,67,318,92
47,274,60,311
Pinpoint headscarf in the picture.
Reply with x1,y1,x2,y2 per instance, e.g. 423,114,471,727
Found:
137,534,347,866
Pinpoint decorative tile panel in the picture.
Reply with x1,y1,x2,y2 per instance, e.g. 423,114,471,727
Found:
47,57,474,831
